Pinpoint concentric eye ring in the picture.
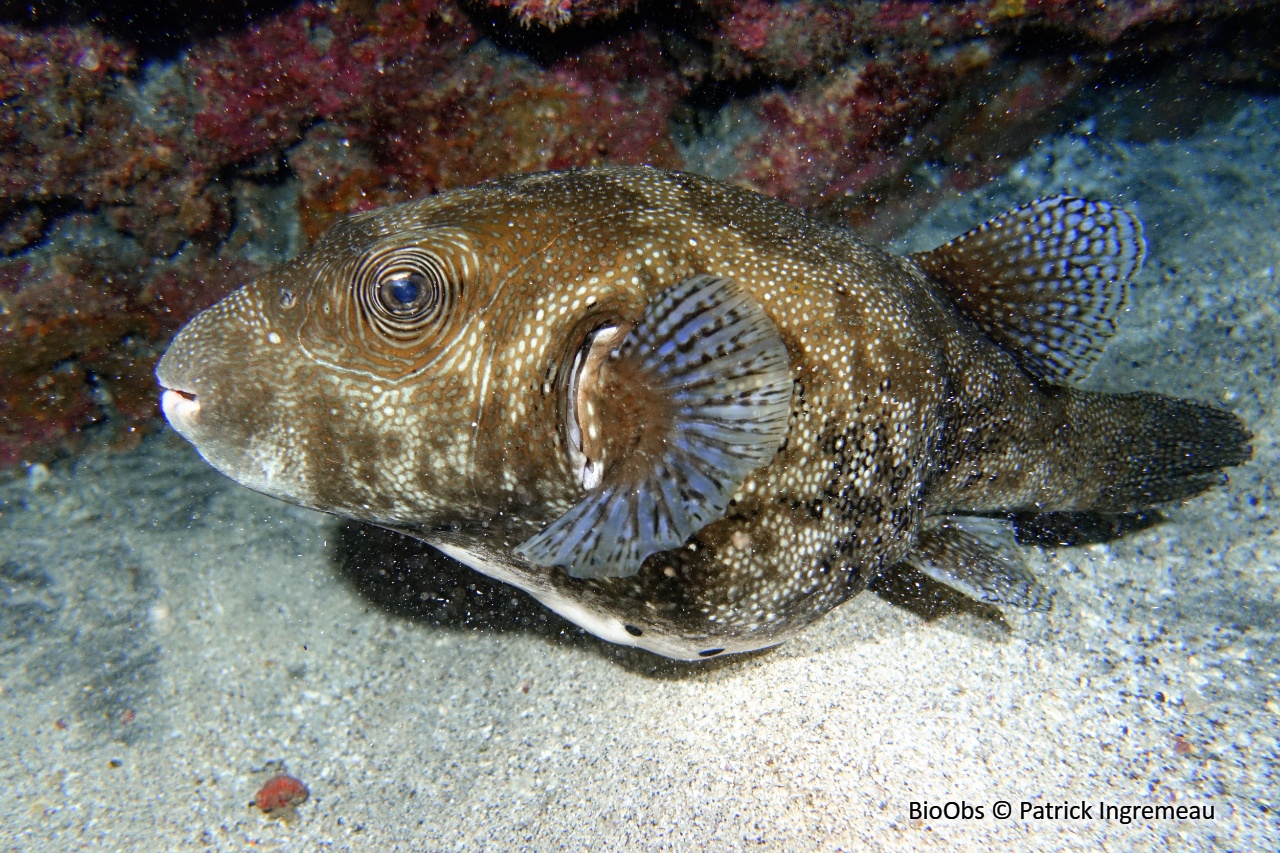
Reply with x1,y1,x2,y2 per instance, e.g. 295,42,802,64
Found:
298,226,479,378
353,248,458,347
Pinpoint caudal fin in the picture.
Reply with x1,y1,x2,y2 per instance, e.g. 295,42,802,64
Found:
1085,392,1251,512
914,195,1249,518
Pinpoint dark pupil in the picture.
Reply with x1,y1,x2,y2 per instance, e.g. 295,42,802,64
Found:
382,274,422,310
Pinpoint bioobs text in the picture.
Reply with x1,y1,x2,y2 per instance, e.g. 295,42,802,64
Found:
909,801,984,820
908,799,1216,823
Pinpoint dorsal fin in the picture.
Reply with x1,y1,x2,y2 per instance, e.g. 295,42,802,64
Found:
911,196,1146,384
516,274,793,579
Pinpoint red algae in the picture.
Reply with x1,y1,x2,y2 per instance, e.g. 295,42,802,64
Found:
0,246,249,466
299,30,684,238
187,6,366,166
187,0,474,169
254,773,310,817
0,0,1275,469
739,55,951,207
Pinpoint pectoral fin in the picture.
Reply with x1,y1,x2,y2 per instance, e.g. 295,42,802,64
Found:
905,517,1052,612
516,274,793,580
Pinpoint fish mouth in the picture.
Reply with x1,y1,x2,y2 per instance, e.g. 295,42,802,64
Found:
564,322,626,490
159,385,201,431
156,347,203,432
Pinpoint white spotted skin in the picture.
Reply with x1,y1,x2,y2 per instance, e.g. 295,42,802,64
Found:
157,285,323,509
156,167,1211,659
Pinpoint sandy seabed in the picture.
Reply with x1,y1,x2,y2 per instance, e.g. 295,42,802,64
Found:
1,91,1277,851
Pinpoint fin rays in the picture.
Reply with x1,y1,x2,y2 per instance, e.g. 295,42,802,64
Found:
913,195,1146,384
906,516,1052,612
516,274,793,579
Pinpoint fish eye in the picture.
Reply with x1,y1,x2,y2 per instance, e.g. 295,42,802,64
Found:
335,235,481,368
303,232,476,375
377,272,431,316
351,246,460,348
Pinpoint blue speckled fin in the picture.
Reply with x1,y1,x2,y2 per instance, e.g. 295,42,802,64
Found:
515,274,793,580
906,516,1052,612
912,196,1146,384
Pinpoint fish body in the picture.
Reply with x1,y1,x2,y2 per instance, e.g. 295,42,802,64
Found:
157,167,1250,660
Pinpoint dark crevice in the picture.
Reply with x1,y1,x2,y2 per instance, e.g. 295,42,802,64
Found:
0,0,299,60
461,0,653,67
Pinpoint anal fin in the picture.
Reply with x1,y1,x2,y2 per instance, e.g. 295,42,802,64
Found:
905,516,1052,612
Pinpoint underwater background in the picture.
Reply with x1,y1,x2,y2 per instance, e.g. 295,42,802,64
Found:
1,1,1277,848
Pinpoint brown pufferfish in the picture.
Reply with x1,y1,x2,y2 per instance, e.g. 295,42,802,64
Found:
157,167,1250,660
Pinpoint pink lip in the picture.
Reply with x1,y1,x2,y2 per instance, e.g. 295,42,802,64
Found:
160,387,200,427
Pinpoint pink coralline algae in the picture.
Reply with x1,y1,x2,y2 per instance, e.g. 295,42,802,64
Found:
715,0,862,78
188,10,367,165
358,33,683,194
0,27,186,249
187,0,474,168
0,0,1277,470
290,29,685,240
254,773,310,817
706,0,1275,216
740,55,950,206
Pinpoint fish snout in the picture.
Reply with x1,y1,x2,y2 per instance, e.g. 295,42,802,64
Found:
155,282,286,439
154,292,314,505
155,335,209,440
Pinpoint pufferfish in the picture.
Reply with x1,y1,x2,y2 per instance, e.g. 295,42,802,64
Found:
156,167,1250,660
